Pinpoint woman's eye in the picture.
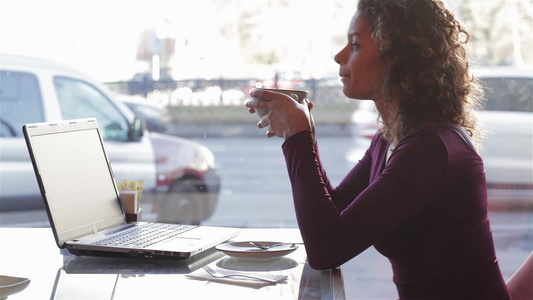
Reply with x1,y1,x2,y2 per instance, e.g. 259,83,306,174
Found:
351,42,360,51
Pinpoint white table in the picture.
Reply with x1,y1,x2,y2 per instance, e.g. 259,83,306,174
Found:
0,227,345,299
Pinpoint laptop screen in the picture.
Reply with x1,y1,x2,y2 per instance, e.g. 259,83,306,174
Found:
25,119,124,245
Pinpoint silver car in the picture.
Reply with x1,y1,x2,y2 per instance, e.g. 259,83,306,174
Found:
0,53,220,225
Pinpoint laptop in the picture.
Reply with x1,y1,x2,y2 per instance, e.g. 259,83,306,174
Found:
23,118,238,259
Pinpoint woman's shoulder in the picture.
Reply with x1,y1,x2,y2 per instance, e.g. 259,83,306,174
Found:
386,128,451,177
400,126,450,145
407,125,462,142
394,126,453,158
398,125,473,157
371,126,454,146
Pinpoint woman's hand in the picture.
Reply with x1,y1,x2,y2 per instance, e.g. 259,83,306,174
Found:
246,89,315,140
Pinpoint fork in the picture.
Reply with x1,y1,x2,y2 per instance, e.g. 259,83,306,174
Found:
249,242,286,250
202,265,285,283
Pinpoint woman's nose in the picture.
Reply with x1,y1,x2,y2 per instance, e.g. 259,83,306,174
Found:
334,46,347,65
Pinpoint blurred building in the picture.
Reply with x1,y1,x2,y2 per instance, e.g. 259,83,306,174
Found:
136,28,175,81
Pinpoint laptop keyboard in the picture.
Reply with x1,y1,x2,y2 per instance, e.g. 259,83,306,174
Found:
90,223,196,248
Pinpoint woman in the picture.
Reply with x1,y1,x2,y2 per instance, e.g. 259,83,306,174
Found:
246,0,510,299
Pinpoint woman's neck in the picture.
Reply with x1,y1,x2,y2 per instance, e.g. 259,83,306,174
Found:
374,98,398,129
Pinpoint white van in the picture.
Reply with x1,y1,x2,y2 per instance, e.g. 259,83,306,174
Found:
0,53,220,225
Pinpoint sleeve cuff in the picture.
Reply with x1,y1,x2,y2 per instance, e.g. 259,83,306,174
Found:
282,130,314,152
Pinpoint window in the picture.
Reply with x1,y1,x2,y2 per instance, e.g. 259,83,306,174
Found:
0,2,531,297
54,77,130,141
0,71,44,137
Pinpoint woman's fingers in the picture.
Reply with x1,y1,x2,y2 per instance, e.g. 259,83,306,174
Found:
246,89,275,111
246,97,269,110
266,131,278,138
250,88,281,101
258,116,269,129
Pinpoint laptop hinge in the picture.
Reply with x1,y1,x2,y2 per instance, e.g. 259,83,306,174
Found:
92,224,98,234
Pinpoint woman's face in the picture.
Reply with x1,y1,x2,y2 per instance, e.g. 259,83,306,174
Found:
334,11,388,101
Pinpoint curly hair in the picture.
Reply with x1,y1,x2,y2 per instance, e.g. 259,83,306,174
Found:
357,0,484,147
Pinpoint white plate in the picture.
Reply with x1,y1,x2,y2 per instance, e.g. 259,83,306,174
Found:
215,241,298,260
0,275,30,299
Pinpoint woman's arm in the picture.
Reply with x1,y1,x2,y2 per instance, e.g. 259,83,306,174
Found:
283,130,447,269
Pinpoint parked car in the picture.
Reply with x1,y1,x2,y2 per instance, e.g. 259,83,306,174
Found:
116,95,221,224
118,95,170,134
0,53,220,225
349,66,533,209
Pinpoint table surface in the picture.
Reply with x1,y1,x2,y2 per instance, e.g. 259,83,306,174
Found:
0,227,345,300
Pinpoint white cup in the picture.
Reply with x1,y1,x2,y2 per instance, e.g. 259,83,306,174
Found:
253,88,309,118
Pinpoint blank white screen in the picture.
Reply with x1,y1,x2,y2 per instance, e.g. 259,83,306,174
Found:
31,128,123,236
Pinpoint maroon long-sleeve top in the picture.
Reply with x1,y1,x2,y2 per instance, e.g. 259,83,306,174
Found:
282,127,509,299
